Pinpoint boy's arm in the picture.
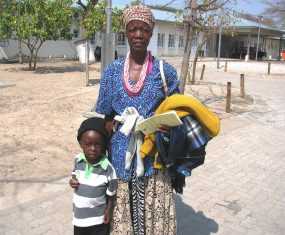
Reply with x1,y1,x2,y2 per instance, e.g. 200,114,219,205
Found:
69,158,80,189
104,195,116,224
104,164,118,224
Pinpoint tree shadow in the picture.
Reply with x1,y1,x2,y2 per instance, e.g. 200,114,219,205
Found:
0,174,69,184
34,65,84,74
87,79,100,86
175,195,219,235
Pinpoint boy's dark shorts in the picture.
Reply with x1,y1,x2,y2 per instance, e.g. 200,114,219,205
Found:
74,223,109,235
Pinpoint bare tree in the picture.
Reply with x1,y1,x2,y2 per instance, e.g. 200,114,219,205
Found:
148,0,235,92
190,6,236,84
179,0,234,93
263,0,285,28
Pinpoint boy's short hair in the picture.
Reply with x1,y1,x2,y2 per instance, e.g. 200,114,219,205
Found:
77,117,109,145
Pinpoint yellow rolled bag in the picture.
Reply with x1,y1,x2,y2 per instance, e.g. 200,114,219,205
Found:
139,94,221,169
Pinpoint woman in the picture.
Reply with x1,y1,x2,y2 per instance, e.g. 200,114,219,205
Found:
96,5,180,235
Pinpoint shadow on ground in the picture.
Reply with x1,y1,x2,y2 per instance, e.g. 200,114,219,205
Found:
35,66,84,74
87,79,100,86
175,195,219,235
4,65,100,74
0,175,69,184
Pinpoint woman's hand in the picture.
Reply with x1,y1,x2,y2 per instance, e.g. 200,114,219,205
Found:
157,125,170,133
69,176,80,189
105,120,114,136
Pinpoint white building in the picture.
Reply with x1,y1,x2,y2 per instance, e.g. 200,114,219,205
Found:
1,9,284,62
0,9,188,62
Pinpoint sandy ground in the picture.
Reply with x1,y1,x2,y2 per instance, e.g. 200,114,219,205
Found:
0,58,268,191
0,61,101,183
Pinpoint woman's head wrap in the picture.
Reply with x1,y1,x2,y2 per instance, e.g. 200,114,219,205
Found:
122,5,155,30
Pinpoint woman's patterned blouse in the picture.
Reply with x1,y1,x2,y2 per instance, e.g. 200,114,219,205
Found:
96,56,180,181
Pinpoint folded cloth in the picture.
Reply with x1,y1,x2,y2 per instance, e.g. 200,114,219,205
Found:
140,94,220,166
114,107,145,177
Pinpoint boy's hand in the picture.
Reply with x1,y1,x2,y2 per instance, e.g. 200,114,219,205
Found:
69,176,80,189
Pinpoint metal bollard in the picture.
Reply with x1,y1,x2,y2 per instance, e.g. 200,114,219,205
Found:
268,62,271,75
226,82,231,113
200,64,206,80
224,61,228,72
240,74,245,98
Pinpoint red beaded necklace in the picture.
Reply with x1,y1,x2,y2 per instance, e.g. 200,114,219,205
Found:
123,51,150,96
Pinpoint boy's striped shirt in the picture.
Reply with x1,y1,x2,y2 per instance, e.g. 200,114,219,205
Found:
72,153,117,227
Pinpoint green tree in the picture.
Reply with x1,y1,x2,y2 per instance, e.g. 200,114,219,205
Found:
76,0,123,38
80,1,123,38
0,0,73,70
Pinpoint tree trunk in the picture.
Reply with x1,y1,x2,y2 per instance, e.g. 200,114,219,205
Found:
191,49,199,84
18,39,23,64
26,45,35,70
33,41,44,70
85,39,89,86
33,54,37,70
179,0,197,94
180,23,194,93
192,38,206,84
28,53,33,70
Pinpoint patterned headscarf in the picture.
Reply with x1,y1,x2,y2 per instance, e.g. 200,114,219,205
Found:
122,5,155,30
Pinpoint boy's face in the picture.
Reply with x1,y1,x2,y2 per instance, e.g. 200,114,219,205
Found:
79,130,106,164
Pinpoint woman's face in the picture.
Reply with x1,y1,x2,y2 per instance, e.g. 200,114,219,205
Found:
126,20,152,53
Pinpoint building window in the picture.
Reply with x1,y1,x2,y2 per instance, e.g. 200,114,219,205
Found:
157,33,165,48
168,34,175,48
178,35,184,48
117,32,126,46
73,29,79,38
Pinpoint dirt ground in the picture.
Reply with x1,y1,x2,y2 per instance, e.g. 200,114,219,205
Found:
0,59,252,183
0,61,102,182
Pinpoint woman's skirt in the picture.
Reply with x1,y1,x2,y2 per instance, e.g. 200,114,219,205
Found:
111,170,176,235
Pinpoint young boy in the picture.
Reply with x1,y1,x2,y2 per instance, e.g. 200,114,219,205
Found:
69,117,117,235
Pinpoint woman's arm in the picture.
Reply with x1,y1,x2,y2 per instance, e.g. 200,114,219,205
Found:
163,62,180,95
104,113,115,136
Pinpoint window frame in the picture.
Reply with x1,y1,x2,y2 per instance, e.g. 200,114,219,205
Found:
157,33,165,48
168,34,175,48
117,32,126,46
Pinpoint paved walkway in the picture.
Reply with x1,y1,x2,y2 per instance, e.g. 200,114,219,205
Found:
0,69,284,235
0,80,15,89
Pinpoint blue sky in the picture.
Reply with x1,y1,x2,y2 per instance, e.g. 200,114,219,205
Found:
112,0,267,16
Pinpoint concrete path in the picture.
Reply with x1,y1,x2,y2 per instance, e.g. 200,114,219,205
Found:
178,70,285,235
0,69,284,235
0,80,15,89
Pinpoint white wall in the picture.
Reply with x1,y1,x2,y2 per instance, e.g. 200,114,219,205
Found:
2,39,78,59
155,21,184,57
148,26,158,56
0,21,211,60
264,38,281,59
38,40,77,58
1,40,19,58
